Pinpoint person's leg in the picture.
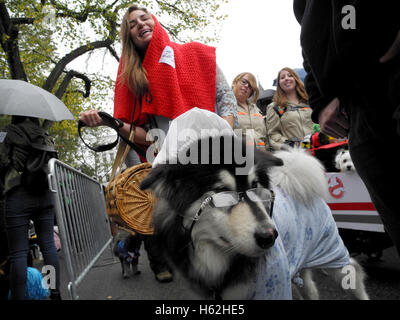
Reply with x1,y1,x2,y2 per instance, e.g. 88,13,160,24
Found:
349,138,400,256
32,190,60,299
0,199,10,300
143,235,173,282
347,69,400,257
5,187,32,299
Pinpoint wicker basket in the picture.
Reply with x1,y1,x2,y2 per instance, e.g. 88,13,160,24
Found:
105,162,155,235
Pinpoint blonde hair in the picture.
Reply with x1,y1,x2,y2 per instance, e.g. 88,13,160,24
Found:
119,4,151,97
232,72,259,104
272,67,308,108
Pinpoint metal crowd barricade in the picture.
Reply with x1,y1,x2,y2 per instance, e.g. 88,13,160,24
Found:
48,158,113,300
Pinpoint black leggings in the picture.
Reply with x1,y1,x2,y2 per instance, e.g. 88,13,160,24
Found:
5,186,60,299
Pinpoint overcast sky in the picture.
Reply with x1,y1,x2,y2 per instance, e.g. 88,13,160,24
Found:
216,0,303,89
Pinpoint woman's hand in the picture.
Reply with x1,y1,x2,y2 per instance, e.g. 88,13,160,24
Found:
318,98,349,139
79,109,152,146
380,30,400,63
79,109,105,127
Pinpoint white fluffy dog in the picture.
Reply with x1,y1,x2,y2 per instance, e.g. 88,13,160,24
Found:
335,148,356,172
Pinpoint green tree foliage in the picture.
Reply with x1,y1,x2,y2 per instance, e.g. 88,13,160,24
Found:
0,0,228,179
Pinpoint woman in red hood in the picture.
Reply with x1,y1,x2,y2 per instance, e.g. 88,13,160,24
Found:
80,4,237,165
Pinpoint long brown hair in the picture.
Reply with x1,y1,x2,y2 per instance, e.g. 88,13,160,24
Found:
119,4,151,96
272,67,308,108
232,72,260,104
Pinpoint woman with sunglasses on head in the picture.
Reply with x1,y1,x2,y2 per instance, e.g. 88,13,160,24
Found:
266,67,314,150
232,72,271,151
79,5,238,283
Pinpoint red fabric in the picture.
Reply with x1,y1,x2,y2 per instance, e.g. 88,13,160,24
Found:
310,132,348,155
113,15,216,125
312,132,321,148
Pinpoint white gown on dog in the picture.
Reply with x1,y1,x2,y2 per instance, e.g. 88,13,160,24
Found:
253,187,350,299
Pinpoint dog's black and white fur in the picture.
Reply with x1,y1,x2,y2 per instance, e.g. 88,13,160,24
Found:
113,234,141,279
335,148,356,172
140,135,368,299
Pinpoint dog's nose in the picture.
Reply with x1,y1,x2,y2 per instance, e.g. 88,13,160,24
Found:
255,228,278,249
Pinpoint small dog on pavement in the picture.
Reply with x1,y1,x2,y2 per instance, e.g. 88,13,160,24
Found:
113,234,141,278
335,148,356,172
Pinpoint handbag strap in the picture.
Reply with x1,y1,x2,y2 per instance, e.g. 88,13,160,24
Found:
110,129,135,181
109,94,142,192
108,129,135,198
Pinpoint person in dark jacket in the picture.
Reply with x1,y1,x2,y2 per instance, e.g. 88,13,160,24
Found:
0,178,10,300
0,116,61,299
293,0,400,256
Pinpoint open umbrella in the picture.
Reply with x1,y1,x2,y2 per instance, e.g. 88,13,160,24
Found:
0,79,74,121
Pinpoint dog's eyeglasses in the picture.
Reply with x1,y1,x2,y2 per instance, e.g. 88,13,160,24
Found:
199,188,275,217
211,188,274,206
185,188,275,251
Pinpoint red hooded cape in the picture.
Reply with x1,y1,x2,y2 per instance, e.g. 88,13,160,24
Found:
113,15,216,125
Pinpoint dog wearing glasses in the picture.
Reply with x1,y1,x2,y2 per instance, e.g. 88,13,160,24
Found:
140,135,368,300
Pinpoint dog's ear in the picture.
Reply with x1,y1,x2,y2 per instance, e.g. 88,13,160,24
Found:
140,165,169,192
334,159,341,170
334,149,343,170
254,150,283,188
335,148,344,158
140,164,187,200
255,149,284,169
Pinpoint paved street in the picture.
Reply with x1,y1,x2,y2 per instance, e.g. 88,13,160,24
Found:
58,239,202,300
57,241,400,301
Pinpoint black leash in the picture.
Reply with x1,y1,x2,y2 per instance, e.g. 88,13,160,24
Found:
78,111,147,159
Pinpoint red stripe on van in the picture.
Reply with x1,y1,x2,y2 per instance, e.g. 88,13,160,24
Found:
327,202,376,211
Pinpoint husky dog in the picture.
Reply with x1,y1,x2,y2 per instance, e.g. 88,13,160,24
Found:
335,148,356,172
140,133,368,300
113,234,141,279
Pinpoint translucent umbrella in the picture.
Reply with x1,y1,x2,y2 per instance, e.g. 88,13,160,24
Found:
0,79,74,121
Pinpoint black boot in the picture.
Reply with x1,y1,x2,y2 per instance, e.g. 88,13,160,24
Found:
50,289,62,300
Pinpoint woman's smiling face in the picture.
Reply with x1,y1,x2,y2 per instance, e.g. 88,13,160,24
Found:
129,10,155,51
278,69,297,94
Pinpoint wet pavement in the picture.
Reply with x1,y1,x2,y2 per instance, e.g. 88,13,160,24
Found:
57,241,400,301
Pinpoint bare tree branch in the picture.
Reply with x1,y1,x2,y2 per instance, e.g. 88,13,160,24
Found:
160,22,184,43
10,17,35,25
106,45,119,62
0,3,27,80
43,38,113,92
55,69,91,99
